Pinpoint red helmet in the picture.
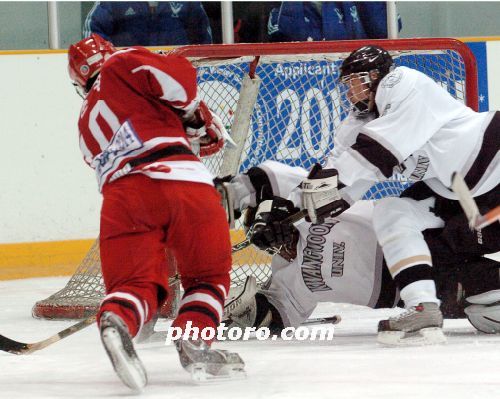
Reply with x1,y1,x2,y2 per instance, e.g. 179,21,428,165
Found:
68,34,116,93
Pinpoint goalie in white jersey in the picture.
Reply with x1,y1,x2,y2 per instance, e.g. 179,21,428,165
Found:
298,45,499,345
219,161,500,342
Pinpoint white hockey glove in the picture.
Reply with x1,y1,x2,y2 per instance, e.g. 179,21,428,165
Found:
464,290,500,334
249,197,299,253
183,101,234,157
301,163,349,224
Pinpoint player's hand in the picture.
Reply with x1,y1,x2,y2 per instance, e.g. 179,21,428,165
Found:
301,163,349,224
249,197,298,251
184,101,233,157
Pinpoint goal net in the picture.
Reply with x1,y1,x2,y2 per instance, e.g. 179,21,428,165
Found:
32,38,478,319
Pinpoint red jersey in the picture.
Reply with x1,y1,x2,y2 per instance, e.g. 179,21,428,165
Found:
77,47,214,192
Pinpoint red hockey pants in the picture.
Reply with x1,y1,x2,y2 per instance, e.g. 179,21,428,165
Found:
98,174,232,337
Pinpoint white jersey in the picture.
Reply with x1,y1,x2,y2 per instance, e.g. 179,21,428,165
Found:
263,201,387,328
328,66,499,202
231,160,391,328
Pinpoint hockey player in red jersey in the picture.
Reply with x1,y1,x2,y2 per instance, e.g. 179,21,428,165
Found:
68,34,244,390
299,45,499,346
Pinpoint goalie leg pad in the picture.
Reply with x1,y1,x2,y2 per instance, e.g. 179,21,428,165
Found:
223,276,273,331
465,289,500,333
223,276,258,329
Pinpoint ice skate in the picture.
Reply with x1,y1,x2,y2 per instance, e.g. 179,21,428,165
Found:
100,312,148,391
377,302,447,346
175,338,246,382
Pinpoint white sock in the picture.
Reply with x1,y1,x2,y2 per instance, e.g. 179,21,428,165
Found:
400,280,440,308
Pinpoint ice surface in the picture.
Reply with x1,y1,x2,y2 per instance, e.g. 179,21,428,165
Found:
2,277,500,398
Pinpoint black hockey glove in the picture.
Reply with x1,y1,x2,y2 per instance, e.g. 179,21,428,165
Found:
249,197,299,252
301,163,349,224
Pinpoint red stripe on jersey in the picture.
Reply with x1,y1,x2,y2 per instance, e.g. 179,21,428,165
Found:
95,112,114,142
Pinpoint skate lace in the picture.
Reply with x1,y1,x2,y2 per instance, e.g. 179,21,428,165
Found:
389,305,421,322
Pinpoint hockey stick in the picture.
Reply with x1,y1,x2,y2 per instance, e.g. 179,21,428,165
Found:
231,238,252,253
302,315,341,326
451,172,500,230
2,271,183,355
0,315,97,355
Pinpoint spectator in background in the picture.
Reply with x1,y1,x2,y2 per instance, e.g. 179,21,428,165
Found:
234,1,281,43
268,2,402,42
203,1,280,44
83,2,212,46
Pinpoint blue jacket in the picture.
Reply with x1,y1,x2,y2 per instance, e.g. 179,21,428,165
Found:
83,2,212,46
268,2,401,41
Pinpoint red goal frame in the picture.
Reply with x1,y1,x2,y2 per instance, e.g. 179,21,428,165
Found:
174,38,478,111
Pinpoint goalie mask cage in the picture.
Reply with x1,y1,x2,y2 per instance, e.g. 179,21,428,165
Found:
33,38,478,319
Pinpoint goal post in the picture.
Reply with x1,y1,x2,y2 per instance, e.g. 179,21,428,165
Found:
219,72,262,178
32,38,478,320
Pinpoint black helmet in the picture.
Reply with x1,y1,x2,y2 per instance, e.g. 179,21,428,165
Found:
340,45,393,83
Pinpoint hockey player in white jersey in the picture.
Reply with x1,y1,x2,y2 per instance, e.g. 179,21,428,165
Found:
218,161,500,345
298,45,499,345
